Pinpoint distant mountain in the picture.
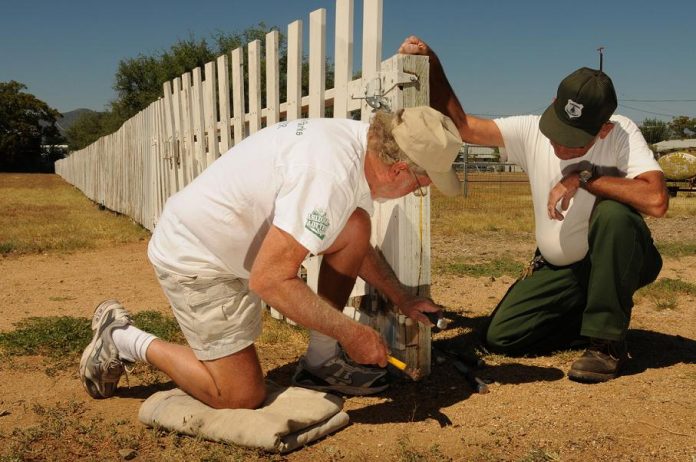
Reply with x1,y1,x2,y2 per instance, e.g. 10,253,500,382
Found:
56,108,97,136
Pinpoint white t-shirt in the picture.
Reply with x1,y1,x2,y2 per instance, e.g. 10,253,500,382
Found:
494,115,661,266
148,118,374,278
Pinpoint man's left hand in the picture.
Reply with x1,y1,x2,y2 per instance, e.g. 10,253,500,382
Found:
547,173,581,221
396,296,442,326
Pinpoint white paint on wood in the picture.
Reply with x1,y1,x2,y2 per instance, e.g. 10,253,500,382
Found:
231,47,246,143
162,81,179,194
286,20,302,121
334,0,354,118
360,0,383,121
191,68,206,176
203,61,219,166
216,54,232,153
248,40,262,133
171,77,187,186
308,8,326,118
265,30,280,126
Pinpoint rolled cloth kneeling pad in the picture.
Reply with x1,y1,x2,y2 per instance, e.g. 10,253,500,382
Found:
138,385,350,453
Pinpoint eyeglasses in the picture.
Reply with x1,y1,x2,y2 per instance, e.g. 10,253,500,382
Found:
408,166,428,197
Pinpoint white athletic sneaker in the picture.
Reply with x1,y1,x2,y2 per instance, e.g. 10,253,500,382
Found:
79,300,132,399
291,351,390,396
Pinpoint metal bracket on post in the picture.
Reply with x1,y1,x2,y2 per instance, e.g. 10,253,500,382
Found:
352,70,419,111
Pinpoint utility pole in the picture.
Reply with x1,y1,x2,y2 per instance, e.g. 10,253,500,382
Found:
597,46,605,71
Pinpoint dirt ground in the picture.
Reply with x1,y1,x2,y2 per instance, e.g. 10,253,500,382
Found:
1,218,694,461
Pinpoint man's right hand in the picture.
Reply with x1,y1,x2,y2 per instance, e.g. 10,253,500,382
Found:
398,35,435,59
340,324,389,368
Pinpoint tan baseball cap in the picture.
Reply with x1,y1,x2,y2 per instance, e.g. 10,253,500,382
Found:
391,106,463,196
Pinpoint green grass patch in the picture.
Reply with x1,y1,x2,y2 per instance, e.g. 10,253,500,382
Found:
656,241,696,258
130,311,186,344
636,277,696,310
0,311,185,359
0,173,150,256
441,257,525,278
0,316,91,358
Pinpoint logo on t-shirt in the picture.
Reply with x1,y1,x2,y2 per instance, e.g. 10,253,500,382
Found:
295,119,309,136
305,208,330,240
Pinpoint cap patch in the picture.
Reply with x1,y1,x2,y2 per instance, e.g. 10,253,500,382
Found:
564,99,584,119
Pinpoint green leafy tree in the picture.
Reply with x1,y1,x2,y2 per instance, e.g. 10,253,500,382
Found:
0,81,63,172
668,115,696,139
64,111,121,151
639,118,671,144
110,54,163,122
111,24,279,122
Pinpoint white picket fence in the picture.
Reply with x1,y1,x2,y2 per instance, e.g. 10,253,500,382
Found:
55,0,433,377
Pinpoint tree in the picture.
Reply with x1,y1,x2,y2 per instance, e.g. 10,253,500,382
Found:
639,118,670,144
668,116,696,139
110,24,278,122
0,81,63,172
64,111,121,151
70,22,335,151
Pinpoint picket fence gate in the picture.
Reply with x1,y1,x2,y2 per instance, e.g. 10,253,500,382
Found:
55,0,433,377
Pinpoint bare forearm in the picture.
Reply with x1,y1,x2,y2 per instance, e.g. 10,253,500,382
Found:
358,245,443,325
255,277,358,343
586,176,668,217
571,170,669,217
427,53,466,125
358,246,410,307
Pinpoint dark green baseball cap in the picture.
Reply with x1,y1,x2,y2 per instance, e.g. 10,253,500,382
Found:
539,67,617,148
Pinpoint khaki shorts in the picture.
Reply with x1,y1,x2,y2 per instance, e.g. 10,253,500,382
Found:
153,266,262,361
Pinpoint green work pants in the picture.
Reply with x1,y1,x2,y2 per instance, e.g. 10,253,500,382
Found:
485,200,662,355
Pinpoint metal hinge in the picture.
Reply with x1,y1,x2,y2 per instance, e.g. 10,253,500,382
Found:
352,70,419,111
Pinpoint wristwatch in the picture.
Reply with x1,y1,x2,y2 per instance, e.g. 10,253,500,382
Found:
578,165,598,188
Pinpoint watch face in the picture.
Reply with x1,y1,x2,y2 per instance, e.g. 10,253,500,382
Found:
580,170,592,184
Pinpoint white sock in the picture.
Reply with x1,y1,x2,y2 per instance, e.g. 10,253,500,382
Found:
305,330,339,367
112,325,157,364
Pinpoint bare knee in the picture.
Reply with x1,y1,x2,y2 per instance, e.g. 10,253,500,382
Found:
197,344,267,409
208,385,266,410
326,208,371,255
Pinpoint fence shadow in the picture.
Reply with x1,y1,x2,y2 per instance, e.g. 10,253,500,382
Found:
345,361,564,427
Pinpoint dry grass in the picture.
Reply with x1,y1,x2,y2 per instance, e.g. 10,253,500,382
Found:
0,400,271,461
636,277,696,310
666,192,696,217
0,173,149,256
431,175,534,236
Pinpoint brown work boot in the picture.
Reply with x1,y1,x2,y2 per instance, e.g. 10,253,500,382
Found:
567,338,626,383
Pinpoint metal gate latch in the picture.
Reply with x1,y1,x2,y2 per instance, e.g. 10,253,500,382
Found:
352,71,419,111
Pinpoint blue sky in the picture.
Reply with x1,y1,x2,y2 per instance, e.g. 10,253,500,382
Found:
1,0,694,124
